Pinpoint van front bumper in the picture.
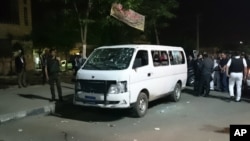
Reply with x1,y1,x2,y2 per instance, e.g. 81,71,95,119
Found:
74,91,130,108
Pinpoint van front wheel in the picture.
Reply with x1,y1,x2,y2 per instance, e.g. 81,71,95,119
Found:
132,92,148,117
171,83,181,102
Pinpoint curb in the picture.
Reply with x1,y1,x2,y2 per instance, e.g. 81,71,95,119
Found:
0,104,55,124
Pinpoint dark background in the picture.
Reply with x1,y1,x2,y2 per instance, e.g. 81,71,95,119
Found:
163,0,250,49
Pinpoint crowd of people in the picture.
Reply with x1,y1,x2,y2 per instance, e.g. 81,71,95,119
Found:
188,51,250,102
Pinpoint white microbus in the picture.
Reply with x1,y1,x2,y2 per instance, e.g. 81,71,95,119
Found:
74,44,187,117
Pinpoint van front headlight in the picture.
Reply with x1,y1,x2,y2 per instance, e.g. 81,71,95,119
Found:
108,81,127,94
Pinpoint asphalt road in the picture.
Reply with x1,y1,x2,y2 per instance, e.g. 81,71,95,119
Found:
0,88,250,141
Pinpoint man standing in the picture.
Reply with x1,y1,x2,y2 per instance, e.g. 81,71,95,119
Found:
45,49,63,102
193,53,203,93
219,52,228,92
198,53,214,97
40,49,49,85
226,51,247,102
15,50,27,88
73,52,86,76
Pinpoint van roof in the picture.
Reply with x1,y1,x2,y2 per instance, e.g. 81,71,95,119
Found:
96,44,183,50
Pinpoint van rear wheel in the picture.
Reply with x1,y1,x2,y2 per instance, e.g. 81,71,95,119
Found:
132,92,148,117
171,83,181,102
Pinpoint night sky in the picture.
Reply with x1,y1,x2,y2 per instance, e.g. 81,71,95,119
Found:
164,0,250,48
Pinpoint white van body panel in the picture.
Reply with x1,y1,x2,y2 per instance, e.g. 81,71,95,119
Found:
74,44,187,109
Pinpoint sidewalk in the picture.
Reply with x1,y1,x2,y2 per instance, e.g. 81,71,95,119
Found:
0,82,75,124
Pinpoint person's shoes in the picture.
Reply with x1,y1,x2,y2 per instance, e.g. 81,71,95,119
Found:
49,98,56,102
204,94,209,97
18,85,22,88
59,98,64,102
235,98,241,102
230,96,235,101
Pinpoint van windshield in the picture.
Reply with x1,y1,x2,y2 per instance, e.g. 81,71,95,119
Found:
83,48,134,70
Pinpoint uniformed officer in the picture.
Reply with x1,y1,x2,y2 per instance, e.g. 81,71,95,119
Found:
193,53,203,93
226,51,247,102
198,53,214,97
45,49,63,102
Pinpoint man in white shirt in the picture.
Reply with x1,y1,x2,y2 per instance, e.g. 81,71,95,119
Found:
226,51,247,102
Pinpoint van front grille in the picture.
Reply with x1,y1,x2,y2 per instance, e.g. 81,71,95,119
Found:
78,80,116,94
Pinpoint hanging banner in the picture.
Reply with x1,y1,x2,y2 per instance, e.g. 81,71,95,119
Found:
110,3,145,31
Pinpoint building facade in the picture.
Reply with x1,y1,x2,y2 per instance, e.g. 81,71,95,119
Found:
0,0,33,75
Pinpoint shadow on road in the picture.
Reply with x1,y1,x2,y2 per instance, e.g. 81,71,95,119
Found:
183,87,250,103
18,94,51,101
52,94,130,122
51,94,174,123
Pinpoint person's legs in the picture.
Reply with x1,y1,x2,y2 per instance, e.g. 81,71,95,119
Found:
55,75,63,101
21,70,27,87
214,71,221,90
228,73,236,98
210,72,214,90
49,75,56,101
235,73,243,101
198,75,205,96
204,74,211,96
222,72,228,92
42,67,46,84
17,72,22,88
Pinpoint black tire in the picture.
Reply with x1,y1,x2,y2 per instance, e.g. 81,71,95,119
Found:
132,92,148,118
170,83,181,102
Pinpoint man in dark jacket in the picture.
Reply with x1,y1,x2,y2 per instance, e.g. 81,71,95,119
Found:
198,53,214,97
45,49,63,102
193,53,203,93
15,50,27,88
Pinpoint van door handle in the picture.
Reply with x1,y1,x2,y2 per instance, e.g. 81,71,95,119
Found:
147,73,151,77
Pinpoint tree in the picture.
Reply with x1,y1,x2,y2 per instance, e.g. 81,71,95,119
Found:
32,0,179,56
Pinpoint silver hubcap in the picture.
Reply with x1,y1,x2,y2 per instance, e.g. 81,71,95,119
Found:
139,98,146,113
175,85,180,99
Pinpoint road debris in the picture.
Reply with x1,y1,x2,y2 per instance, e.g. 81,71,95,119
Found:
18,129,23,132
61,120,69,123
108,124,116,127
154,127,160,131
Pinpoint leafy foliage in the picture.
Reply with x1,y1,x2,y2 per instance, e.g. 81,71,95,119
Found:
32,0,179,51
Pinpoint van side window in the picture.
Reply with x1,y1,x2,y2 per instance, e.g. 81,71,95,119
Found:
169,51,175,65
152,51,160,66
160,51,169,66
169,50,185,65
151,50,169,66
133,50,148,68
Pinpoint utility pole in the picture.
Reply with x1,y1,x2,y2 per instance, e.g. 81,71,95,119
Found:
196,14,200,52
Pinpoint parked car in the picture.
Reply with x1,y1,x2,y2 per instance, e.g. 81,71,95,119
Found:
60,60,73,71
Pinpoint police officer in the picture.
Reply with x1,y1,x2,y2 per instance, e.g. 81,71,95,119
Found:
198,53,214,97
45,49,63,102
193,53,203,93
226,51,247,102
